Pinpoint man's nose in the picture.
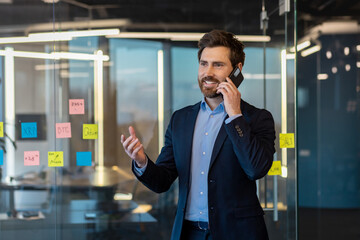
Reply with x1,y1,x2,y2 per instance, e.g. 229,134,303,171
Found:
205,66,214,77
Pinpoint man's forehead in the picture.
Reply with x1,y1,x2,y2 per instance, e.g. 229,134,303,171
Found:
200,46,231,61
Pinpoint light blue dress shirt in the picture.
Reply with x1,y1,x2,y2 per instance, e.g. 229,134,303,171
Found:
134,98,241,222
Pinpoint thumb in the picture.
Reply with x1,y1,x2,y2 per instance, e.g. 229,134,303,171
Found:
129,126,137,138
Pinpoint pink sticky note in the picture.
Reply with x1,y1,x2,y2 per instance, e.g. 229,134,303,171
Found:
24,151,40,166
69,99,85,115
56,122,72,138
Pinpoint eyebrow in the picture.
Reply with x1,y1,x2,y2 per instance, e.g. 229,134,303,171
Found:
199,60,226,65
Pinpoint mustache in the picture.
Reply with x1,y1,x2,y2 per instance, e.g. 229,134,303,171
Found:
201,76,220,83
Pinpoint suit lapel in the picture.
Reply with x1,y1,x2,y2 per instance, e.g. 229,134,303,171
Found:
209,100,248,170
181,102,200,185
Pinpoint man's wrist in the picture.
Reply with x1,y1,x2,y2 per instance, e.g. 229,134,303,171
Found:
135,158,147,168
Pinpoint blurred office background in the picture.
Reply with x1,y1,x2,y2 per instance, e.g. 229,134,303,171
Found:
0,0,358,239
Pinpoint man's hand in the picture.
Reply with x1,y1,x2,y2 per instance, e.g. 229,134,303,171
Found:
217,77,242,116
121,126,147,167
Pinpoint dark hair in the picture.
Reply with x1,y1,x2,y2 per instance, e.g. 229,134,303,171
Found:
198,29,245,67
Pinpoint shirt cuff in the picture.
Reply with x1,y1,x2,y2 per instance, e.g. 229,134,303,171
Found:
133,159,148,176
225,114,243,124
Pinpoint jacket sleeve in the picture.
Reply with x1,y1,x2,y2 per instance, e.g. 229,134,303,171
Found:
224,109,276,180
132,113,178,193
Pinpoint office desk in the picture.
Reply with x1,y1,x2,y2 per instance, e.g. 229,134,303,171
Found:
0,199,157,240
0,167,132,218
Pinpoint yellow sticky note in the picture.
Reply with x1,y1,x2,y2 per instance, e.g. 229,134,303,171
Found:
48,151,64,167
0,122,3,137
279,133,295,148
268,161,282,175
83,124,98,139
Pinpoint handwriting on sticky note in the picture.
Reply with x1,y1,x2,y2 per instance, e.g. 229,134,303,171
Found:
24,151,40,166
268,161,282,176
0,150,3,165
21,122,37,138
279,133,295,148
69,99,85,115
83,124,98,139
48,151,64,167
56,122,72,138
0,122,3,137
76,152,92,166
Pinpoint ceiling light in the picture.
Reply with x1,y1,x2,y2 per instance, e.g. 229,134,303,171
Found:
42,0,59,3
345,64,351,71
344,47,350,56
357,45,360,51
0,49,109,61
107,32,271,42
29,29,120,39
290,40,311,52
301,45,321,57
326,51,332,59
0,35,72,44
357,62,360,68
331,67,337,74
317,73,328,80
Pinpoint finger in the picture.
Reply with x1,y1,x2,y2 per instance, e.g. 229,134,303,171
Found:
122,136,133,149
120,134,125,144
129,126,137,138
127,138,139,152
218,82,238,95
132,144,143,155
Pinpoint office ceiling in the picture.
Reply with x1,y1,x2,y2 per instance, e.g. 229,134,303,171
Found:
0,0,359,44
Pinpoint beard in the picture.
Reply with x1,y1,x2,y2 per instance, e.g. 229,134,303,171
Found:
198,76,222,98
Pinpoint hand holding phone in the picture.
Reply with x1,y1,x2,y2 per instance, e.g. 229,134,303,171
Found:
228,67,244,88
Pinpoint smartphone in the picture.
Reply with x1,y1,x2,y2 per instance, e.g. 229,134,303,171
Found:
228,67,244,88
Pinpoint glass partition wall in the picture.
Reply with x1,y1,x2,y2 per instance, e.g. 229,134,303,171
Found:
0,1,297,240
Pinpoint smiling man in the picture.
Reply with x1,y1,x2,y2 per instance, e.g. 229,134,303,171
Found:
121,29,276,240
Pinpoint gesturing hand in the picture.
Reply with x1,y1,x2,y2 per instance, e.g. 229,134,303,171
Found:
121,126,147,167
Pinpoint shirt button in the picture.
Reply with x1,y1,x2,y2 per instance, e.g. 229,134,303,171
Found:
201,171,205,175
200,192,203,195
200,211,203,215
210,115,214,118
205,132,208,136
202,152,206,155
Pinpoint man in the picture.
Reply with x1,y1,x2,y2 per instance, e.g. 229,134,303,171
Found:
121,30,275,240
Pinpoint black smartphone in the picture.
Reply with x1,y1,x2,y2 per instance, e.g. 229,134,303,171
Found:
228,67,244,88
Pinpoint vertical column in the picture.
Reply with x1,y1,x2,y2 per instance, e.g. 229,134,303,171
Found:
4,47,15,178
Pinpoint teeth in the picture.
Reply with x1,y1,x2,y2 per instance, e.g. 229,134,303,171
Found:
205,81,216,84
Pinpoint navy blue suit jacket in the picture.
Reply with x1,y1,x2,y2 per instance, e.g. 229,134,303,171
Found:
133,100,276,240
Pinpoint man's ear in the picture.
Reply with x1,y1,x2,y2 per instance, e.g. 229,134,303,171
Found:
237,62,243,71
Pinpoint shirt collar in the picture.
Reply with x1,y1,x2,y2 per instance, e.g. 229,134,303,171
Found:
200,98,226,114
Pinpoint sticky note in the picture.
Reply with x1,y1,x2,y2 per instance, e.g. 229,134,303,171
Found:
69,99,85,115
0,150,3,165
48,151,64,167
83,124,98,139
279,133,295,148
24,151,40,166
21,122,37,138
0,122,3,137
56,122,72,138
76,152,92,166
268,161,282,175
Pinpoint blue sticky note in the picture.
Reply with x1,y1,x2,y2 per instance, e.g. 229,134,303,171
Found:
0,150,3,165
76,152,92,166
21,122,37,138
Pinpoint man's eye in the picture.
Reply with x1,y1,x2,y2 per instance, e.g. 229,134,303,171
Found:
214,63,223,67
200,62,207,66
